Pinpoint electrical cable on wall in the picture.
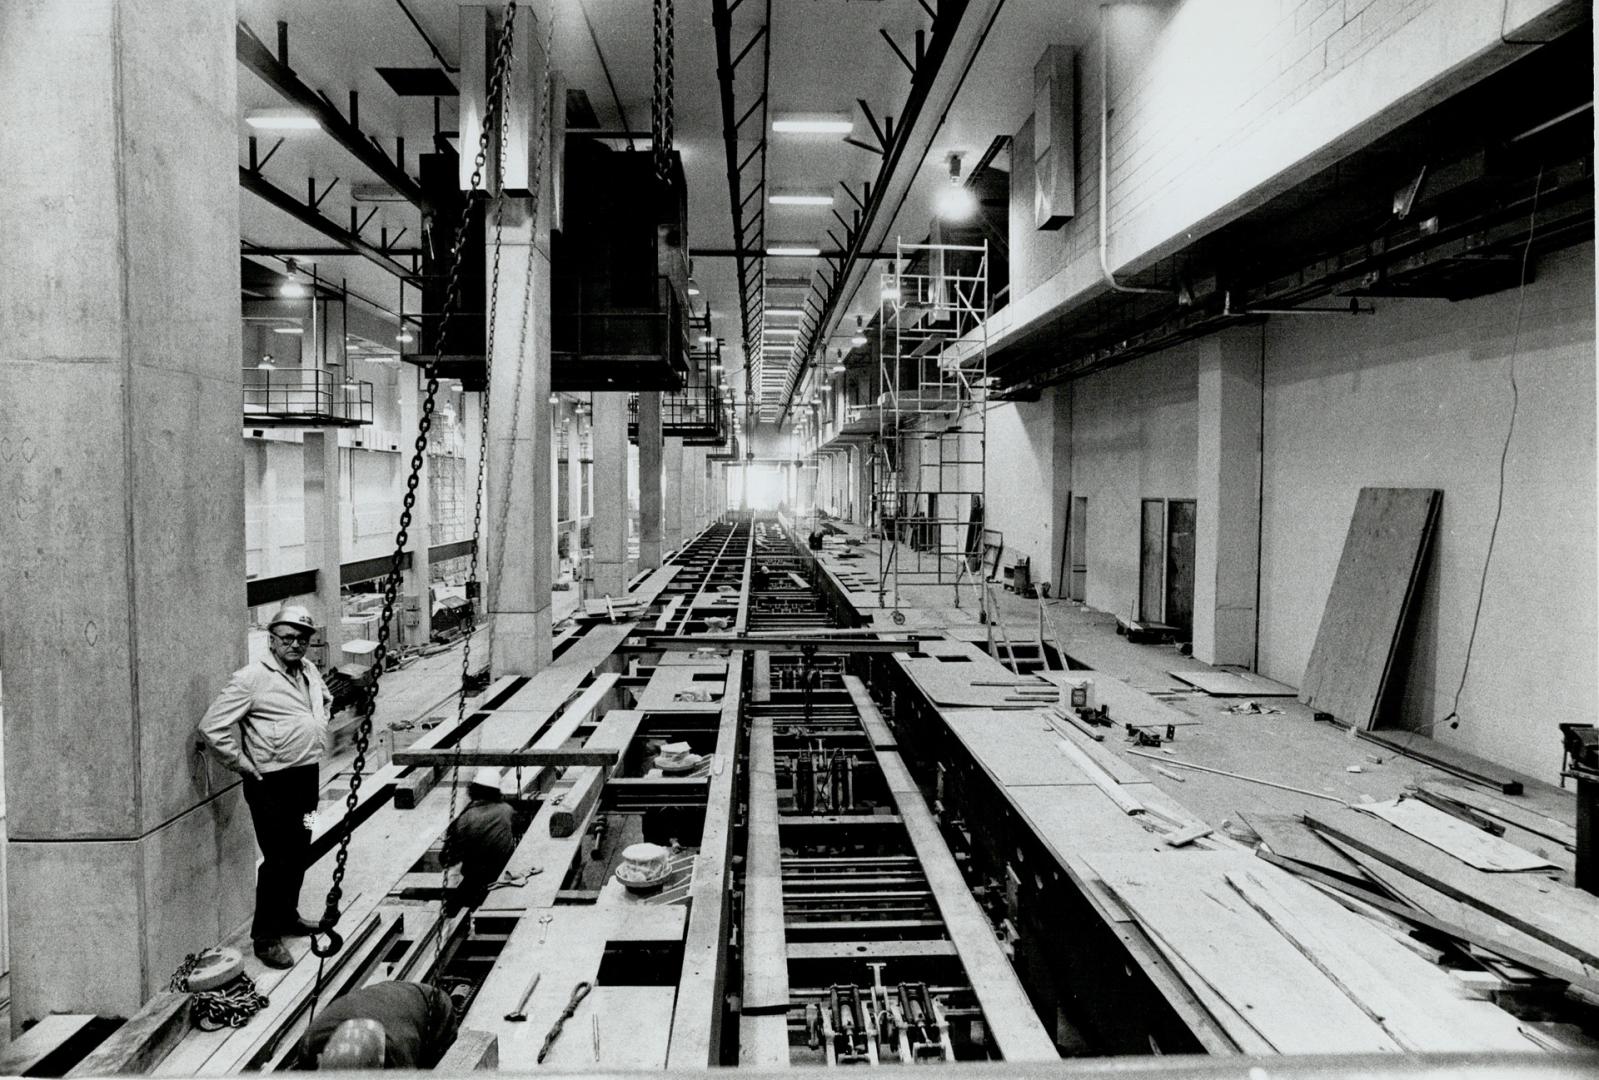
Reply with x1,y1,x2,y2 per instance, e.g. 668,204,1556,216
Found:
1440,164,1544,731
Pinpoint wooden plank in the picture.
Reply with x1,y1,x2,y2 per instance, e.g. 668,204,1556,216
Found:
0,1015,100,1076
876,748,1059,1061
1053,738,1145,815
1237,811,1365,883
1306,807,1599,968
550,709,643,837
1225,868,1534,1052
1358,729,1524,795
752,650,772,703
1087,853,1400,1054
739,716,791,1068
1168,669,1298,696
435,1029,498,1070
392,747,620,767
1133,920,1278,1054
1418,781,1576,849
1299,487,1441,729
1358,798,1556,872
68,994,189,1076
843,675,896,748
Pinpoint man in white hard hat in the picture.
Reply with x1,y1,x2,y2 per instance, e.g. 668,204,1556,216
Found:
439,766,517,909
198,605,334,969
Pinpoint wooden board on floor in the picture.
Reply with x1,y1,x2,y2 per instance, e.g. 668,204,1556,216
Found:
1306,807,1599,968
1358,798,1556,872
843,675,896,749
1238,811,1366,883
1087,853,1400,1054
1298,487,1441,730
1418,781,1576,849
2,1015,100,1076
1169,669,1298,696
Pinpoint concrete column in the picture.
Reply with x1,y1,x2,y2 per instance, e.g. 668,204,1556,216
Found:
564,412,584,575
662,437,684,554
591,393,631,595
637,393,664,569
487,199,552,676
0,0,253,1024
1194,327,1263,667
302,432,346,660
402,379,432,643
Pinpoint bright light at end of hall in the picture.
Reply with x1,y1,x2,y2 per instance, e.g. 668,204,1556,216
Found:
246,108,321,131
772,114,852,135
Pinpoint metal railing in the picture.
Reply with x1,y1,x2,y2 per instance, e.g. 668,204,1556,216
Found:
244,368,373,427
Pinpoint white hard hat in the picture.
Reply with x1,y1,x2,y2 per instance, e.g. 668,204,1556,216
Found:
267,605,317,634
471,766,504,791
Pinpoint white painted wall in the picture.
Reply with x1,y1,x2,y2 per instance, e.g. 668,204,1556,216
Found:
985,394,1058,586
1259,242,1596,781
1069,348,1199,618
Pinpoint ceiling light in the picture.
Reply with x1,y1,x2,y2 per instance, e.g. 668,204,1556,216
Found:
449,380,464,391
769,192,834,206
881,281,900,301
851,335,868,346
257,356,276,370
772,115,853,134
271,326,305,335
246,108,320,131
352,182,406,202
699,335,717,344
767,245,821,257
832,363,846,374
712,363,724,371
363,354,400,364
548,394,560,405
279,280,308,298
688,285,701,295
396,330,414,343
766,307,804,317
766,327,800,336
935,152,976,220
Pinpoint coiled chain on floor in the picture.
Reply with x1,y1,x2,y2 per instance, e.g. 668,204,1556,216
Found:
169,954,270,1031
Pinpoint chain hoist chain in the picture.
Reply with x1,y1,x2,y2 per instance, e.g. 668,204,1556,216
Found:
168,955,270,1031
651,0,674,184
309,3,519,971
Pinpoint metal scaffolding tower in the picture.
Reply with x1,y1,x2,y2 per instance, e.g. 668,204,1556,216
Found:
875,238,991,618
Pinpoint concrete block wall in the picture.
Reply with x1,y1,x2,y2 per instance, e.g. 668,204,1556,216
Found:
985,395,1059,586
1007,242,1594,784
1005,0,1577,308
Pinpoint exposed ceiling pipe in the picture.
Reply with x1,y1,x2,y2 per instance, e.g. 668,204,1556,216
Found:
393,0,459,72
1097,4,1175,297
236,22,436,216
1223,292,1376,316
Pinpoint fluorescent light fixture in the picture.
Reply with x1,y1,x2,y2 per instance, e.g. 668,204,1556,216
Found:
767,245,821,257
271,326,305,335
246,108,320,131
881,281,900,301
396,330,414,343
362,355,400,364
712,363,724,371
772,114,853,134
766,307,804,317
279,280,308,298
352,182,405,202
448,380,464,391
935,183,977,220
548,394,560,405
769,192,834,206
687,285,701,295
832,363,846,374
766,327,801,336
699,335,717,344
257,358,276,370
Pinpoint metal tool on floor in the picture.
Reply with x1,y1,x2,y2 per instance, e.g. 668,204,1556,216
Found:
536,981,593,1063
538,913,554,943
504,971,543,1022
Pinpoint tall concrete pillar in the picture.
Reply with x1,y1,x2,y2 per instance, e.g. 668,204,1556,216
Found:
487,199,552,676
1194,327,1262,667
662,436,684,554
564,412,584,576
591,393,631,595
637,393,664,569
302,432,346,660
0,0,254,1025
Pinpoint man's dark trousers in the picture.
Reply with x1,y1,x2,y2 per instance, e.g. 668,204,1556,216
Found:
242,764,320,940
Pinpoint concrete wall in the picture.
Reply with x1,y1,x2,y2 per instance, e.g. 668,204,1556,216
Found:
1068,349,1199,619
995,243,1594,784
985,394,1058,586
1259,242,1596,781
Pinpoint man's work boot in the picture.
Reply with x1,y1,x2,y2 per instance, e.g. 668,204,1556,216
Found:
254,938,294,969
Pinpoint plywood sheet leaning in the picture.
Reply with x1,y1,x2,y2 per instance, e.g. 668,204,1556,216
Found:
1358,797,1556,872
1299,487,1441,729
1306,806,1599,968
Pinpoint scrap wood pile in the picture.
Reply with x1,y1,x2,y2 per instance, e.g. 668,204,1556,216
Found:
1121,779,1595,1053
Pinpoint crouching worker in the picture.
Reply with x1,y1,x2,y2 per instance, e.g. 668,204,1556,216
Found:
440,767,517,909
293,981,458,1069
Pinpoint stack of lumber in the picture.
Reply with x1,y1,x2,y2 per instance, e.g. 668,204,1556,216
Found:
1084,850,1540,1054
